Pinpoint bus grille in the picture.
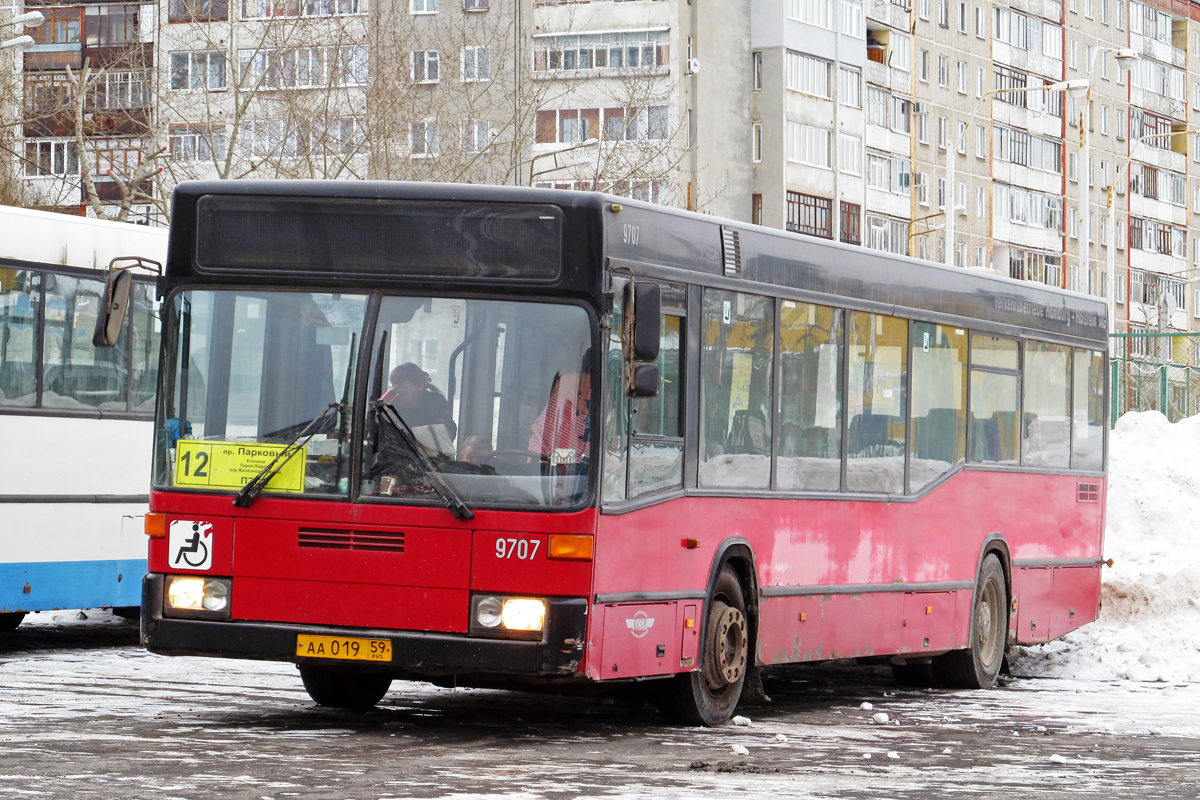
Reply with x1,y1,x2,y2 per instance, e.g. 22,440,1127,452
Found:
297,527,406,553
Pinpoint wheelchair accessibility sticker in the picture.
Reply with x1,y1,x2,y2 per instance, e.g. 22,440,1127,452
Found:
169,520,213,571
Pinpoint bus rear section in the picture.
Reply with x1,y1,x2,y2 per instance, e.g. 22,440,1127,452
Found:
0,207,167,629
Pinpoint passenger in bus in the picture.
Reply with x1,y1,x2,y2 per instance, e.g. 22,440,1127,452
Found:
460,435,494,464
381,362,457,454
528,367,591,463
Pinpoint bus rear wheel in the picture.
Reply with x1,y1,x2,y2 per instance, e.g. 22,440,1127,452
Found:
0,613,24,632
299,665,392,710
934,554,1008,689
657,566,748,727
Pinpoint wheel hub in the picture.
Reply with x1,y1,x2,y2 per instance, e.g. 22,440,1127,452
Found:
704,605,747,690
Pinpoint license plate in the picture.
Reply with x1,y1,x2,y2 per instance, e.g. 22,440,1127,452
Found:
295,634,392,662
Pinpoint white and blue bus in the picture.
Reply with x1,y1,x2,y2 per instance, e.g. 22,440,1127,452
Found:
0,206,167,629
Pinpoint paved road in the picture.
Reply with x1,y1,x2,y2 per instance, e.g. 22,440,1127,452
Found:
1,612,1197,799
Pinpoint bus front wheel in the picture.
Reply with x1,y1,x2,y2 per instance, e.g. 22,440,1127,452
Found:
299,665,392,710
657,565,748,726
935,554,1009,689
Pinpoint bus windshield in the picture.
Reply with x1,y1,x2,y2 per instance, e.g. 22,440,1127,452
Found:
153,290,595,509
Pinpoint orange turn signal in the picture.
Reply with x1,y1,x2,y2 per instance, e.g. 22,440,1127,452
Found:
548,534,593,561
144,513,166,539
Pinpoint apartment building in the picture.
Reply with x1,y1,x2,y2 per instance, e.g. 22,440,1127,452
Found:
528,0,750,219
4,0,1200,355
18,0,156,219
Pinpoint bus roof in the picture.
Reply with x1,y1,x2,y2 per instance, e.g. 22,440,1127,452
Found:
0,205,168,274
164,180,1107,348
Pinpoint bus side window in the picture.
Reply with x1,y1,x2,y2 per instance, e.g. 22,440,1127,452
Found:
969,334,1020,465
699,289,774,490
1022,341,1072,468
1071,349,1104,471
846,311,907,494
909,322,967,492
42,273,128,412
628,313,684,498
0,269,39,409
602,282,629,503
777,301,842,492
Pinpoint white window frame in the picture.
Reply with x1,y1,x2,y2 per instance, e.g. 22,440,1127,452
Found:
461,46,489,82
412,50,439,83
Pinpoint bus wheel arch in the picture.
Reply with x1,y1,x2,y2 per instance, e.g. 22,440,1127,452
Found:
934,538,1011,689
656,539,759,726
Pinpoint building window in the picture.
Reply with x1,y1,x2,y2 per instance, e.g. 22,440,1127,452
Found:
841,0,864,37
939,55,948,86
169,0,228,22
839,133,862,174
23,140,79,177
463,119,491,152
533,29,670,75
957,60,966,93
839,66,861,107
240,0,362,19
866,87,887,127
865,215,909,254
787,192,833,238
240,46,368,88
917,113,928,143
412,50,440,82
91,70,151,109
535,106,668,144
787,121,831,166
464,0,488,9
753,51,763,90
170,51,227,91
841,201,861,245
752,194,763,225
892,97,912,134
786,51,832,97
461,46,490,82
789,0,835,28
412,0,437,12
411,120,440,156
168,125,226,162
753,122,762,162
975,5,985,35
867,152,890,189
919,49,929,82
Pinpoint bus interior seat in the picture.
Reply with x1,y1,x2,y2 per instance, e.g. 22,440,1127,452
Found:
913,407,963,464
727,409,769,455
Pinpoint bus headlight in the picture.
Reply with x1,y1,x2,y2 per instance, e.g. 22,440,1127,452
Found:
164,576,232,619
469,594,545,639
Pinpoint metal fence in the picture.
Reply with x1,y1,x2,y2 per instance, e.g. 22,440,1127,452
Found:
1110,333,1200,426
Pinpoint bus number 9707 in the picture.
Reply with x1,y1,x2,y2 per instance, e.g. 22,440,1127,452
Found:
496,538,540,560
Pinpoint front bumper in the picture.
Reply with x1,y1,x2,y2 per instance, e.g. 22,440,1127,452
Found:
140,574,587,676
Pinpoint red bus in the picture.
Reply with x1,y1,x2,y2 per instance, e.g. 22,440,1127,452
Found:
104,181,1107,726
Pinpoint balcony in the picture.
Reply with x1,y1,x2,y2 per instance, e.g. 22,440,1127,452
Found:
865,59,910,95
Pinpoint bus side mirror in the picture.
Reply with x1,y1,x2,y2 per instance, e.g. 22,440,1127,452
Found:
92,256,162,348
628,363,660,398
624,281,661,362
92,268,133,348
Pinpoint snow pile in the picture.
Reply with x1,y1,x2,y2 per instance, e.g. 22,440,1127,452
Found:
1012,411,1200,682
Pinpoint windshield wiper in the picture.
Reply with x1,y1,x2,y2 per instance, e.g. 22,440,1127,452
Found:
233,402,341,508
373,401,475,522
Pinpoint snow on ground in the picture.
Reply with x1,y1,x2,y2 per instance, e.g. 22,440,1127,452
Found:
1012,411,1200,682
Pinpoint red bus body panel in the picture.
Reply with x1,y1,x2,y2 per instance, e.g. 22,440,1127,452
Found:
151,467,1103,681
